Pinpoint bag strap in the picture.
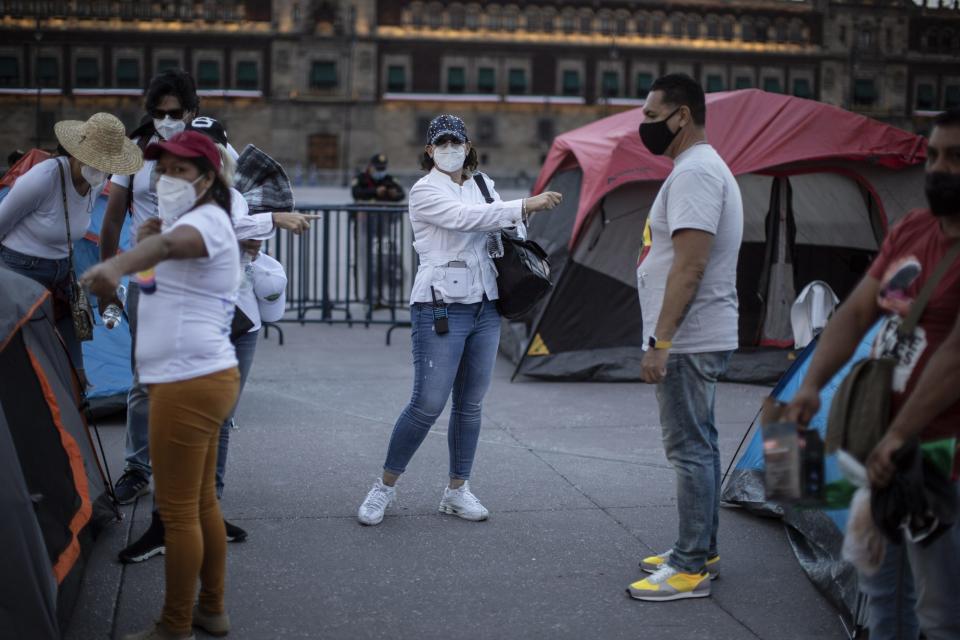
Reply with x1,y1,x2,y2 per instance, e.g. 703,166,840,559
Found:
473,173,494,204
899,240,960,338
125,134,152,217
56,158,77,276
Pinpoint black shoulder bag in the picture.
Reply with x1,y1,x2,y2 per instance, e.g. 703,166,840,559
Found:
473,173,552,320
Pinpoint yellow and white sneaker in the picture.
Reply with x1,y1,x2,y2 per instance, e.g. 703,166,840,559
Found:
640,550,720,580
627,565,711,602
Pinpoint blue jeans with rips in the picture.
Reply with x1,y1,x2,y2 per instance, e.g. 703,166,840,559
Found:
215,328,258,499
656,350,733,575
383,299,500,480
859,541,918,640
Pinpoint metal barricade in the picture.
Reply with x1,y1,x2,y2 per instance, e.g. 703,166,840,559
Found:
263,204,415,339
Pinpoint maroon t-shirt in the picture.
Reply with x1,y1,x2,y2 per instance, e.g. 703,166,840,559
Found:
868,209,960,467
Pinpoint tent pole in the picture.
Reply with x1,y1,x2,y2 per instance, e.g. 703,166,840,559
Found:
721,404,763,488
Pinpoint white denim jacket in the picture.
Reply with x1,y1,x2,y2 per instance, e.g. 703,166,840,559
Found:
408,168,525,304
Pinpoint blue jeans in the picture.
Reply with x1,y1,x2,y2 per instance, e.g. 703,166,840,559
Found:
384,299,500,480
1,244,84,368
123,282,153,478
859,542,918,640
215,328,259,499
656,350,732,574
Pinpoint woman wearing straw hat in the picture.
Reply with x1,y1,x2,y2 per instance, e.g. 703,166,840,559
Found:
82,130,241,640
0,112,143,385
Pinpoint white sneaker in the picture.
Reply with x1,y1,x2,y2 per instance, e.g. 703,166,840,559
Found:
438,482,489,521
358,478,396,526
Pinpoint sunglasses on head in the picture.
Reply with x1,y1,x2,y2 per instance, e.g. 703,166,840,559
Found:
432,134,464,146
151,108,186,120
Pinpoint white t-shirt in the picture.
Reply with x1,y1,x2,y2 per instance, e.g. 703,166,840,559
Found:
110,135,159,245
0,158,99,259
636,143,743,354
135,203,240,383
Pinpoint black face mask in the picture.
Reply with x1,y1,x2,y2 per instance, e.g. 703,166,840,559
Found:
925,172,960,218
639,107,682,156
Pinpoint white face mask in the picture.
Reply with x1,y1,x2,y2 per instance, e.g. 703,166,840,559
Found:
156,174,203,224
80,165,107,189
432,144,467,173
154,116,186,141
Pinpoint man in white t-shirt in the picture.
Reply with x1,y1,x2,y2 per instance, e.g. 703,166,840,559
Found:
627,74,744,602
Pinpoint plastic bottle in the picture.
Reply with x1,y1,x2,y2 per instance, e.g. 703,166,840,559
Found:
103,285,127,330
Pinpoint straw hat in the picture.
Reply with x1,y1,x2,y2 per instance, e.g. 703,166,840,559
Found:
54,112,144,175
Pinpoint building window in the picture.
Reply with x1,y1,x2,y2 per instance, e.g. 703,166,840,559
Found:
236,61,259,90
635,13,648,35
508,68,526,94
916,83,936,110
672,15,684,39
705,74,724,93
762,77,781,93
838,26,847,45
562,69,581,96
562,11,575,34
387,65,406,92
38,56,58,87
75,57,99,87
651,15,663,37
476,116,495,143
157,58,180,72
735,76,753,90
687,18,700,39
775,20,788,43
477,67,495,93
946,85,960,109
116,58,139,88
449,4,465,29
858,29,874,51
447,66,465,93
579,12,593,34
789,20,804,44
853,79,876,106
601,71,619,97
742,19,755,42
526,8,541,32
537,118,555,143
636,72,653,98
310,61,337,89
706,17,719,39
465,7,479,30
722,18,734,41
0,56,18,86
197,60,220,89
792,78,812,99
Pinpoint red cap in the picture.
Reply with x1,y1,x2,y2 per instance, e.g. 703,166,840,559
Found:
144,130,221,171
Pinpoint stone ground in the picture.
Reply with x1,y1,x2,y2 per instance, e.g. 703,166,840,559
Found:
67,322,847,640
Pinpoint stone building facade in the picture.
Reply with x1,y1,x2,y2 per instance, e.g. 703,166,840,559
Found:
0,0,957,183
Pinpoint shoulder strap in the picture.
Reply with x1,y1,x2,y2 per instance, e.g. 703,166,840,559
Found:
899,240,960,337
56,158,76,269
473,173,494,204
126,134,152,216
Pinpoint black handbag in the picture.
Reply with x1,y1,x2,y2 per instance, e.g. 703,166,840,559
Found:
473,174,552,320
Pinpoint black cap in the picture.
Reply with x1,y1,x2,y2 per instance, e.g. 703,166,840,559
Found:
370,153,388,170
186,116,228,146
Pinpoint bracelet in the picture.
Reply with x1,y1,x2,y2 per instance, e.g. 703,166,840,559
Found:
521,198,528,223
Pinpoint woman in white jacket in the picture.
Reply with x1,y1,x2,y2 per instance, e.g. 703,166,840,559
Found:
357,114,561,525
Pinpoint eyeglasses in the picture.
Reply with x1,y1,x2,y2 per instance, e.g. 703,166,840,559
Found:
151,108,186,120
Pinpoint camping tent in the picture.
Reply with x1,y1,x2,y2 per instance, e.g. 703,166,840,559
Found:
504,90,928,383
0,152,134,415
0,268,114,637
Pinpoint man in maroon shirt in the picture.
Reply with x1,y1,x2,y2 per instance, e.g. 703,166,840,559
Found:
786,109,960,640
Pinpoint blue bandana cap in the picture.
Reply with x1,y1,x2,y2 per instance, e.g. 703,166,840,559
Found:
427,114,468,145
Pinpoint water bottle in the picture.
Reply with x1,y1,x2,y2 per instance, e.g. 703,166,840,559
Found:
103,285,127,329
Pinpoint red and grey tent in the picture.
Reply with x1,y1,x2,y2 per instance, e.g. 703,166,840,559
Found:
504,89,928,383
0,268,114,638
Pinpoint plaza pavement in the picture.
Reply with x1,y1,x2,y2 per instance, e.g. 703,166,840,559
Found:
67,322,846,640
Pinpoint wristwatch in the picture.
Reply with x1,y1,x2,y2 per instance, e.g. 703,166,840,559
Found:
648,336,673,350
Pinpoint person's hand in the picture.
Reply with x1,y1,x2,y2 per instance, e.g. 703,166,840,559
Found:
272,212,321,235
640,348,669,383
240,239,262,258
867,431,907,488
81,261,123,302
525,191,563,213
783,384,821,427
137,217,162,243
376,185,387,198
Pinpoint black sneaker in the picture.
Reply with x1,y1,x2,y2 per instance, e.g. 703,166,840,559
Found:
224,519,248,543
118,512,165,564
114,470,150,505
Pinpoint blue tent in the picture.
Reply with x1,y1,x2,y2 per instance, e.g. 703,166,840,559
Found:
1,182,134,414
721,322,882,618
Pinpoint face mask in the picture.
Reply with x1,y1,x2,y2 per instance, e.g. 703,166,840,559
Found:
156,174,203,224
638,108,682,156
371,170,387,181
81,165,107,189
154,116,186,141
433,145,467,173
925,172,960,218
